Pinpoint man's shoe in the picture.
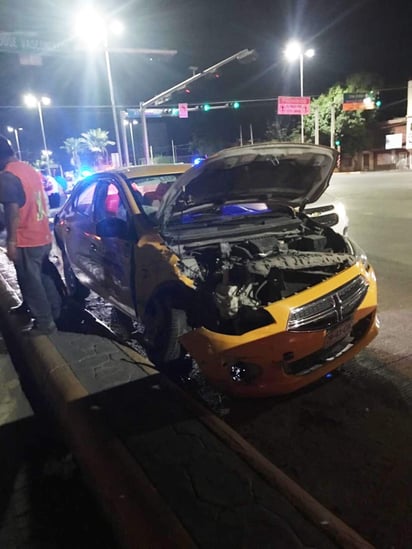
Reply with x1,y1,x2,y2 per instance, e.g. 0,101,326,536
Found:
9,302,31,316
22,321,57,337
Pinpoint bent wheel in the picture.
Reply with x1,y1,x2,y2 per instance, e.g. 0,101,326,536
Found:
144,298,188,369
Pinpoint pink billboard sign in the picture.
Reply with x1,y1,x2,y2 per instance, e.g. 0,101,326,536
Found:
277,96,311,115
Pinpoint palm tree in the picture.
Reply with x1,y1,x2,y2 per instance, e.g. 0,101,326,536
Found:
80,128,115,166
60,137,85,174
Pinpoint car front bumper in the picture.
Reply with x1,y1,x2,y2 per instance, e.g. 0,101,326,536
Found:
180,264,378,397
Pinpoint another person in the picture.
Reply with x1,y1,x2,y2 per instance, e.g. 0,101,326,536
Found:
41,169,61,209
0,136,62,336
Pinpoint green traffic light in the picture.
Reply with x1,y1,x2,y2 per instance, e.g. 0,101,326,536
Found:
375,99,382,108
232,101,240,109
335,140,341,147
203,104,211,112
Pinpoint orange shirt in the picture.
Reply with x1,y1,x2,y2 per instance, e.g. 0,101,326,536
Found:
5,161,51,247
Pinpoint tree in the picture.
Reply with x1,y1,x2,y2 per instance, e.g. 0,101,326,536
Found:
304,73,383,154
60,137,85,173
80,129,115,166
265,115,300,142
189,133,225,156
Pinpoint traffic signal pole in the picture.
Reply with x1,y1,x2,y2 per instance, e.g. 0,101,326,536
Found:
139,49,256,164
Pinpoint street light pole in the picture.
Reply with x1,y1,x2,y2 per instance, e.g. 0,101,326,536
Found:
75,9,124,166
7,126,22,160
103,34,122,167
23,94,51,174
139,49,256,164
37,101,50,174
284,41,315,144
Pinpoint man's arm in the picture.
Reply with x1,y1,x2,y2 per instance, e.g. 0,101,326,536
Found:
0,171,25,262
4,202,19,261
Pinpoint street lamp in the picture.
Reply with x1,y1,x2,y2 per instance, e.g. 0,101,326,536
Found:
23,94,51,174
7,126,23,160
75,8,124,166
284,41,315,143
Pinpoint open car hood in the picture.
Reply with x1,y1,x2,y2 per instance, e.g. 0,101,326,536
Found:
157,143,338,228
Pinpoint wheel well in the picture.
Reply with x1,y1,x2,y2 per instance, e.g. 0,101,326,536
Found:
145,283,194,317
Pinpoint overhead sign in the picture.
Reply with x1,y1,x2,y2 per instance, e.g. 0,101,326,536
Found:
0,32,63,55
277,96,311,115
0,32,177,58
178,103,189,118
342,92,375,111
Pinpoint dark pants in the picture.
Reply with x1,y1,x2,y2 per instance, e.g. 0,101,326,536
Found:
14,244,62,328
48,193,60,209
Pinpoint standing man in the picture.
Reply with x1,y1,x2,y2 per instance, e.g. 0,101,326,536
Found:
0,136,62,336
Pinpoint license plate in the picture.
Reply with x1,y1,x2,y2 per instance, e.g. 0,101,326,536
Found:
324,318,352,348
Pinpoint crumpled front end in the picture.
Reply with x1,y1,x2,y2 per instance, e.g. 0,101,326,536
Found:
180,263,378,397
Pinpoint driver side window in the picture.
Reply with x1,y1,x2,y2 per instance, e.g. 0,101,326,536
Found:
95,181,128,224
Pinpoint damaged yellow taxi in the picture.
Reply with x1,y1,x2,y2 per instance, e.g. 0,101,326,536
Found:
54,144,378,397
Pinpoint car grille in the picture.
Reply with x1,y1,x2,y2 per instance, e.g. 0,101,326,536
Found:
287,275,369,331
284,313,374,376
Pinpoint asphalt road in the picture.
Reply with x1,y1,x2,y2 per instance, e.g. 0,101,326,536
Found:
224,170,412,548
328,170,412,378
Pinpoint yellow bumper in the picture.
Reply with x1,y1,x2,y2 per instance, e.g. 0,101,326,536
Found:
180,264,378,397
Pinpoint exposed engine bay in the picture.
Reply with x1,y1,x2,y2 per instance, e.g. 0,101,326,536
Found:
170,213,355,334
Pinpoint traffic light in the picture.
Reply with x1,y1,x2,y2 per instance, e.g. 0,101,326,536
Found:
202,104,211,112
335,138,341,147
375,95,382,108
232,101,240,109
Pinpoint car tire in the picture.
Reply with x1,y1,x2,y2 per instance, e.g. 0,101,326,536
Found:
144,297,188,368
110,307,134,341
62,251,90,302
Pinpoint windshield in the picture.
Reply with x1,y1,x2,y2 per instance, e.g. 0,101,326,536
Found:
127,174,182,207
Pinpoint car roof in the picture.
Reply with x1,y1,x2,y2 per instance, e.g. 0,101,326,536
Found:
117,163,192,179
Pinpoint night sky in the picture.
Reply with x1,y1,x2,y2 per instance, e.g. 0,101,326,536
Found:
0,0,411,165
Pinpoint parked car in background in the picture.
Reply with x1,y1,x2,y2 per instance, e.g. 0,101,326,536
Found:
54,144,378,397
304,191,349,235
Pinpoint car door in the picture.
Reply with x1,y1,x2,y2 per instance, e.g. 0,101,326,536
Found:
92,177,136,318
61,178,99,289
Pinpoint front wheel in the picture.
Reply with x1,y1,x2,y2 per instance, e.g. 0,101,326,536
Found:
143,298,189,369
62,251,90,302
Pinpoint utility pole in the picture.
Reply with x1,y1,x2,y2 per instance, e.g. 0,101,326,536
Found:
330,105,336,149
314,106,319,145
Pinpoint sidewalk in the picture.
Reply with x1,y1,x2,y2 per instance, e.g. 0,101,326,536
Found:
0,255,374,548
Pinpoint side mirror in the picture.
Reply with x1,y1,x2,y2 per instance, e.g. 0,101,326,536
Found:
96,218,130,239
